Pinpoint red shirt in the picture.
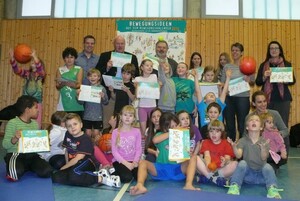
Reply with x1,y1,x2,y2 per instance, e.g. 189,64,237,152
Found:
200,139,234,168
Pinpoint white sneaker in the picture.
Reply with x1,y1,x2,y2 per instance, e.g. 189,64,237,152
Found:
93,168,110,180
102,175,121,188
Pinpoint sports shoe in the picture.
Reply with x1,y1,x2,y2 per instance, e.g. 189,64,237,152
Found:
196,174,209,184
216,177,229,187
227,183,240,195
93,168,110,180
267,185,283,199
101,175,121,188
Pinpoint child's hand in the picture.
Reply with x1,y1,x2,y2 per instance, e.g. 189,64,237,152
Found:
155,149,160,157
106,60,113,71
243,75,251,83
108,86,114,92
124,161,135,170
9,49,15,60
225,69,232,78
76,89,81,96
99,91,105,98
258,139,270,150
121,85,130,93
227,137,237,146
133,162,139,168
281,151,287,159
15,130,22,139
31,49,37,59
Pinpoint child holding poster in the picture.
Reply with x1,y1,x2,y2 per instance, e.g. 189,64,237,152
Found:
2,95,52,181
194,68,231,130
109,63,136,115
134,59,158,137
196,120,237,187
130,112,199,196
79,68,108,141
176,110,202,155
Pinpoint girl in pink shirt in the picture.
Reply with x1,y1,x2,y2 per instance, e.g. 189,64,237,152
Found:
111,105,142,183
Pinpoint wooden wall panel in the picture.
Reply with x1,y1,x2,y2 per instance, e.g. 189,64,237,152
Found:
0,18,299,127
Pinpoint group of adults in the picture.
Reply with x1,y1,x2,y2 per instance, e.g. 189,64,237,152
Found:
72,35,296,150
74,34,178,127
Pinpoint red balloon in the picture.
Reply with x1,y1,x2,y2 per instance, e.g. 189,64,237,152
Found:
14,44,32,64
240,56,256,75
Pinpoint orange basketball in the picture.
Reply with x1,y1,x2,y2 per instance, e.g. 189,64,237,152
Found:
14,44,32,64
98,133,112,153
208,162,218,172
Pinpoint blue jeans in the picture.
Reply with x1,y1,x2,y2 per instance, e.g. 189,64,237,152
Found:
230,160,278,188
224,96,250,141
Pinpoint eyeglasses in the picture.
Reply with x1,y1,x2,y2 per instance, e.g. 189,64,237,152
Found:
269,47,280,51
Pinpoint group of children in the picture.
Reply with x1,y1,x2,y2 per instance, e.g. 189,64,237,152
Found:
2,47,287,199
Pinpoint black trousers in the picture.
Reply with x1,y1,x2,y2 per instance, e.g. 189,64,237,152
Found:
4,152,53,180
52,159,98,187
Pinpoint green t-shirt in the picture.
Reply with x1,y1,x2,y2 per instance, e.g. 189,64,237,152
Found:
2,117,38,153
155,132,176,164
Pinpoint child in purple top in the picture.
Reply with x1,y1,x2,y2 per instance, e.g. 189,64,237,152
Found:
176,110,202,155
111,105,142,183
259,112,287,169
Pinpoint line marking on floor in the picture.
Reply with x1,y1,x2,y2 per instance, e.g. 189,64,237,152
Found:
288,156,300,159
113,181,132,201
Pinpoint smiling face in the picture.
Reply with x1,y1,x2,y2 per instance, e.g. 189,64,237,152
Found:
231,46,243,62
269,43,281,58
87,72,100,85
219,55,228,67
253,95,268,114
155,41,168,59
64,55,76,67
176,63,188,78
141,60,153,76
66,118,83,137
84,38,95,54
207,106,220,121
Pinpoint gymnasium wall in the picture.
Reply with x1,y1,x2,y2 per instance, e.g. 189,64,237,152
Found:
0,18,299,127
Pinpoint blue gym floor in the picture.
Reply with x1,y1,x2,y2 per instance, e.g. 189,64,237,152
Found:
0,136,299,201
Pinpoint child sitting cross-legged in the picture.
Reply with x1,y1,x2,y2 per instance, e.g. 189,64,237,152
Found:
129,112,199,196
227,114,283,199
52,113,121,188
196,120,237,187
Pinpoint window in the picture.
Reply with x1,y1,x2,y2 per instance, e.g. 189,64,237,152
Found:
202,0,242,18
202,0,300,20
18,0,53,18
19,0,185,18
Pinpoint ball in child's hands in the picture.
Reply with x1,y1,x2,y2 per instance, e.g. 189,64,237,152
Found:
98,133,112,153
14,44,32,64
208,162,217,172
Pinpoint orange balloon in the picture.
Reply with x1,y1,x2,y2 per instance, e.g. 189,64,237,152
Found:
240,56,256,75
14,44,32,64
208,162,217,172
98,133,112,153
